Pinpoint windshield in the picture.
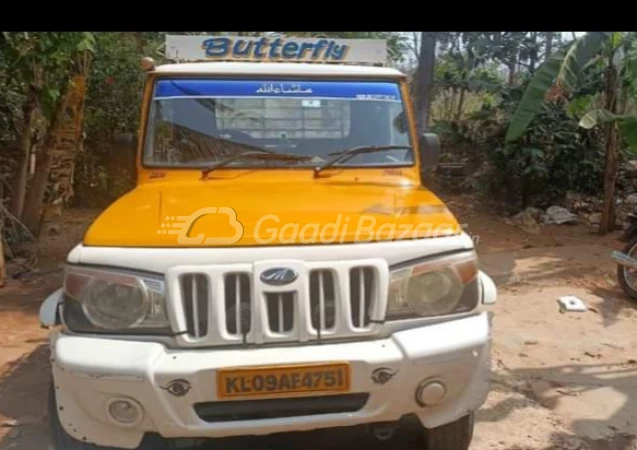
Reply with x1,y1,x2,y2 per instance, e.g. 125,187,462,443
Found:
143,78,413,168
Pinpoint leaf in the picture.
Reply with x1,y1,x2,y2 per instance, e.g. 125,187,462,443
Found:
611,32,625,50
625,42,637,100
523,164,549,176
76,32,96,54
613,44,625,67
505,52,565,142
523,147,544,159
567,95,595,118
39,87,61,119
556,32,610,92
619,116,637,151
582,54,603,71
578,108,626,129
627,41,637,73
45,87,60,101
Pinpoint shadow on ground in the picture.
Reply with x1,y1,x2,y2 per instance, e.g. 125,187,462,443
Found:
0,344,51,450
476,361,637,450
589,284,637,328
480,244,616,288
190,419,427,450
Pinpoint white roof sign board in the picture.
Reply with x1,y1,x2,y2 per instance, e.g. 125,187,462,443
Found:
165,35,387,64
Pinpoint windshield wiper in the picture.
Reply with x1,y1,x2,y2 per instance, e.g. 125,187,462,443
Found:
313,145,413,178
201,150,312,179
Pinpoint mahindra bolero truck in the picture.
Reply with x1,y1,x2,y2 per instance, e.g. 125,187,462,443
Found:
39,35,497,450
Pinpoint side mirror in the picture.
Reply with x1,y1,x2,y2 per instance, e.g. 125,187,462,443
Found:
113,132,137,153
418,132,440,184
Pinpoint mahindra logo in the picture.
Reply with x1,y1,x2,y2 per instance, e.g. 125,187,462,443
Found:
260,267,298,286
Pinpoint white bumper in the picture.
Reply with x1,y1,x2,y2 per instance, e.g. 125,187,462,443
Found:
51,312,492,449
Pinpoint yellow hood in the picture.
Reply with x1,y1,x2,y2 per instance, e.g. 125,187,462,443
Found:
83,176,461,247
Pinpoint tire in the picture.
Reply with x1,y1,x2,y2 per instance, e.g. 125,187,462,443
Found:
422,413,474,450
617,236,637,301
48,384,169,450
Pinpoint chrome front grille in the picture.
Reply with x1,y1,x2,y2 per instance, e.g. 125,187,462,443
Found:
350,267,375,328
265,292,296,334
309,270,336,332
165,259,388,347
179,273,209,338
224,273,251,337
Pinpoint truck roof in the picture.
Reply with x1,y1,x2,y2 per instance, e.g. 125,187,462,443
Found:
153,61,407,79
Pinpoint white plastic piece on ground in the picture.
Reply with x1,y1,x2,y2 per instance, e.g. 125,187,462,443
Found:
557,295,588,312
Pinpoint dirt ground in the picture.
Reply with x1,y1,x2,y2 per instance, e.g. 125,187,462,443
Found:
1,194,636,450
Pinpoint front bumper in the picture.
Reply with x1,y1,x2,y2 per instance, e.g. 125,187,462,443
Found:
51,312,492,449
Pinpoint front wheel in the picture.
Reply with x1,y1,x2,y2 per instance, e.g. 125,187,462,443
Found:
617,236,637,301
422,413,474,450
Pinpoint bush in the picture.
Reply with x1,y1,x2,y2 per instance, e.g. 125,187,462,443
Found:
433,82,606,211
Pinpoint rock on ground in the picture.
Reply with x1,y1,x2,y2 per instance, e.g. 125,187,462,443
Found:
542,206,579,225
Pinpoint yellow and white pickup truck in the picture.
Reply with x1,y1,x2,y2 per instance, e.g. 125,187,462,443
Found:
40,34,497,450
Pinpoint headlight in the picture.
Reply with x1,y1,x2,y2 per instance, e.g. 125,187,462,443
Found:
62,265,171,334
387,251,480,319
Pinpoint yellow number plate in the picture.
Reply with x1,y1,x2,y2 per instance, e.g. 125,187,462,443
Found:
217,363,351,399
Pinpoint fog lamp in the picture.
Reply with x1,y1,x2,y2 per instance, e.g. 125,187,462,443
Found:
107,398,143,426
415,379,447,407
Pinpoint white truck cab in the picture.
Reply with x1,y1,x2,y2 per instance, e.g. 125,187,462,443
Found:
40,35,497,450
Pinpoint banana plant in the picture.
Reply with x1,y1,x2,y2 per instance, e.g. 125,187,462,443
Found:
579,41,637,151
505,32,635,235
579,109,637,151
505,32,614,142
0,32,96,231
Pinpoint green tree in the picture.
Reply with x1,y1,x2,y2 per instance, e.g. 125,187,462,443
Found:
432,33,503,122
505,32,637,235
84,33,153,142
0,32,96,232
414,32,438,132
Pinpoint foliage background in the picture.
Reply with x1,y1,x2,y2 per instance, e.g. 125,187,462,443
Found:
0,31,635,251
